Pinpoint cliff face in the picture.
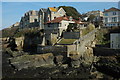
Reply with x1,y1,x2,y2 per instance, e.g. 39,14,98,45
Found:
94,57,120,78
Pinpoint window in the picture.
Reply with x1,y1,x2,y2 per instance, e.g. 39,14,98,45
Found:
31,12,32,15
34,19,37,22
112,17,117,22
113,12,116,15
104,13,108,16
105,18,108,22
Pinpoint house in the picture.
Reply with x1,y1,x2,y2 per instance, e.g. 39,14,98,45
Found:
44,16,86,45
20,10,39,28
85,10,103,27
46,7,66,22
38,7,66,29
38,8,47,29
86,10,103,17
103,7,120,27
110,33,120,49
44,16,73,45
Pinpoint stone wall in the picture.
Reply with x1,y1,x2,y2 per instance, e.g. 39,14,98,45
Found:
37,45,67,56
93,47,120,56
63,32,80,39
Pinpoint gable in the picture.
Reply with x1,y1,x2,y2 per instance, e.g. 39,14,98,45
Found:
57,7,66,14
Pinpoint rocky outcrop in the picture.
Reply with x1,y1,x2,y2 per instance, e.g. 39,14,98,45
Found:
6,48,28,57
54,55,63,65
69,51,81,68
10,53,55,70
94,57,120,78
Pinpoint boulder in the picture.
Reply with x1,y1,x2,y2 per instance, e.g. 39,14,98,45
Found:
10,53,55,70
71,60,80,68
6,48,28,57
54,55,63,65
69,51,80,68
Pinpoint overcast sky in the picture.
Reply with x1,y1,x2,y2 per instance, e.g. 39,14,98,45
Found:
2,2,119,29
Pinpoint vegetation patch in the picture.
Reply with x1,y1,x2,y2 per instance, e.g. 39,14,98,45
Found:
58,38,77,44
81,23,95,36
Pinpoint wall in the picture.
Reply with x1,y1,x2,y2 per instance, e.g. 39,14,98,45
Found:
63,32,80,39
93,47,120,56
110,33,120,49
37,45,67,56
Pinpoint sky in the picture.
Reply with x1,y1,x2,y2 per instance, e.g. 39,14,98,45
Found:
2,2,119,29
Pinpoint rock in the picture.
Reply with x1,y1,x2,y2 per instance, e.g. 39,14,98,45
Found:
69,51,80,68
10,53,55,70
54,55,63,65
61,64,68,69
69,51,80,60
6,48,28,57
71,60,80,68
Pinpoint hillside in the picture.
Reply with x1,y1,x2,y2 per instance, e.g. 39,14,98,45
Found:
58,6,81,20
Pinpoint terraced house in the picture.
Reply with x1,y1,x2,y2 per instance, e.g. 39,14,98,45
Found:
103,7,120,27
20,10,39,28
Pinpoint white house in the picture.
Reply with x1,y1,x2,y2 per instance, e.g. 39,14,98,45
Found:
103,7,120,27
110,33,120,49
46,7,66,22
38,7,66,29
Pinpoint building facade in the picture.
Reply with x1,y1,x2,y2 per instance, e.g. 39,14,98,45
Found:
103,7,120,27
85,10,103,27
38,8,47,29
20,10,39,28
110,33,120,49
38,7,66,29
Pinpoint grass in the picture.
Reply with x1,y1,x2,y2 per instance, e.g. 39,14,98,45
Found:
81,23,95,36
58,38,77,44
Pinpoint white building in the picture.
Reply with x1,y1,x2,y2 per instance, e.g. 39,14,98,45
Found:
110,33,120,49
38,7,66,29
103,7,120,27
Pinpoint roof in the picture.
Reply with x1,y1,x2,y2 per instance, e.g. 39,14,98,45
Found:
57,38,77,45
41,8,47,13
104,7,120,12
46,15,83,24
46,16,70,23
48,7,57,12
